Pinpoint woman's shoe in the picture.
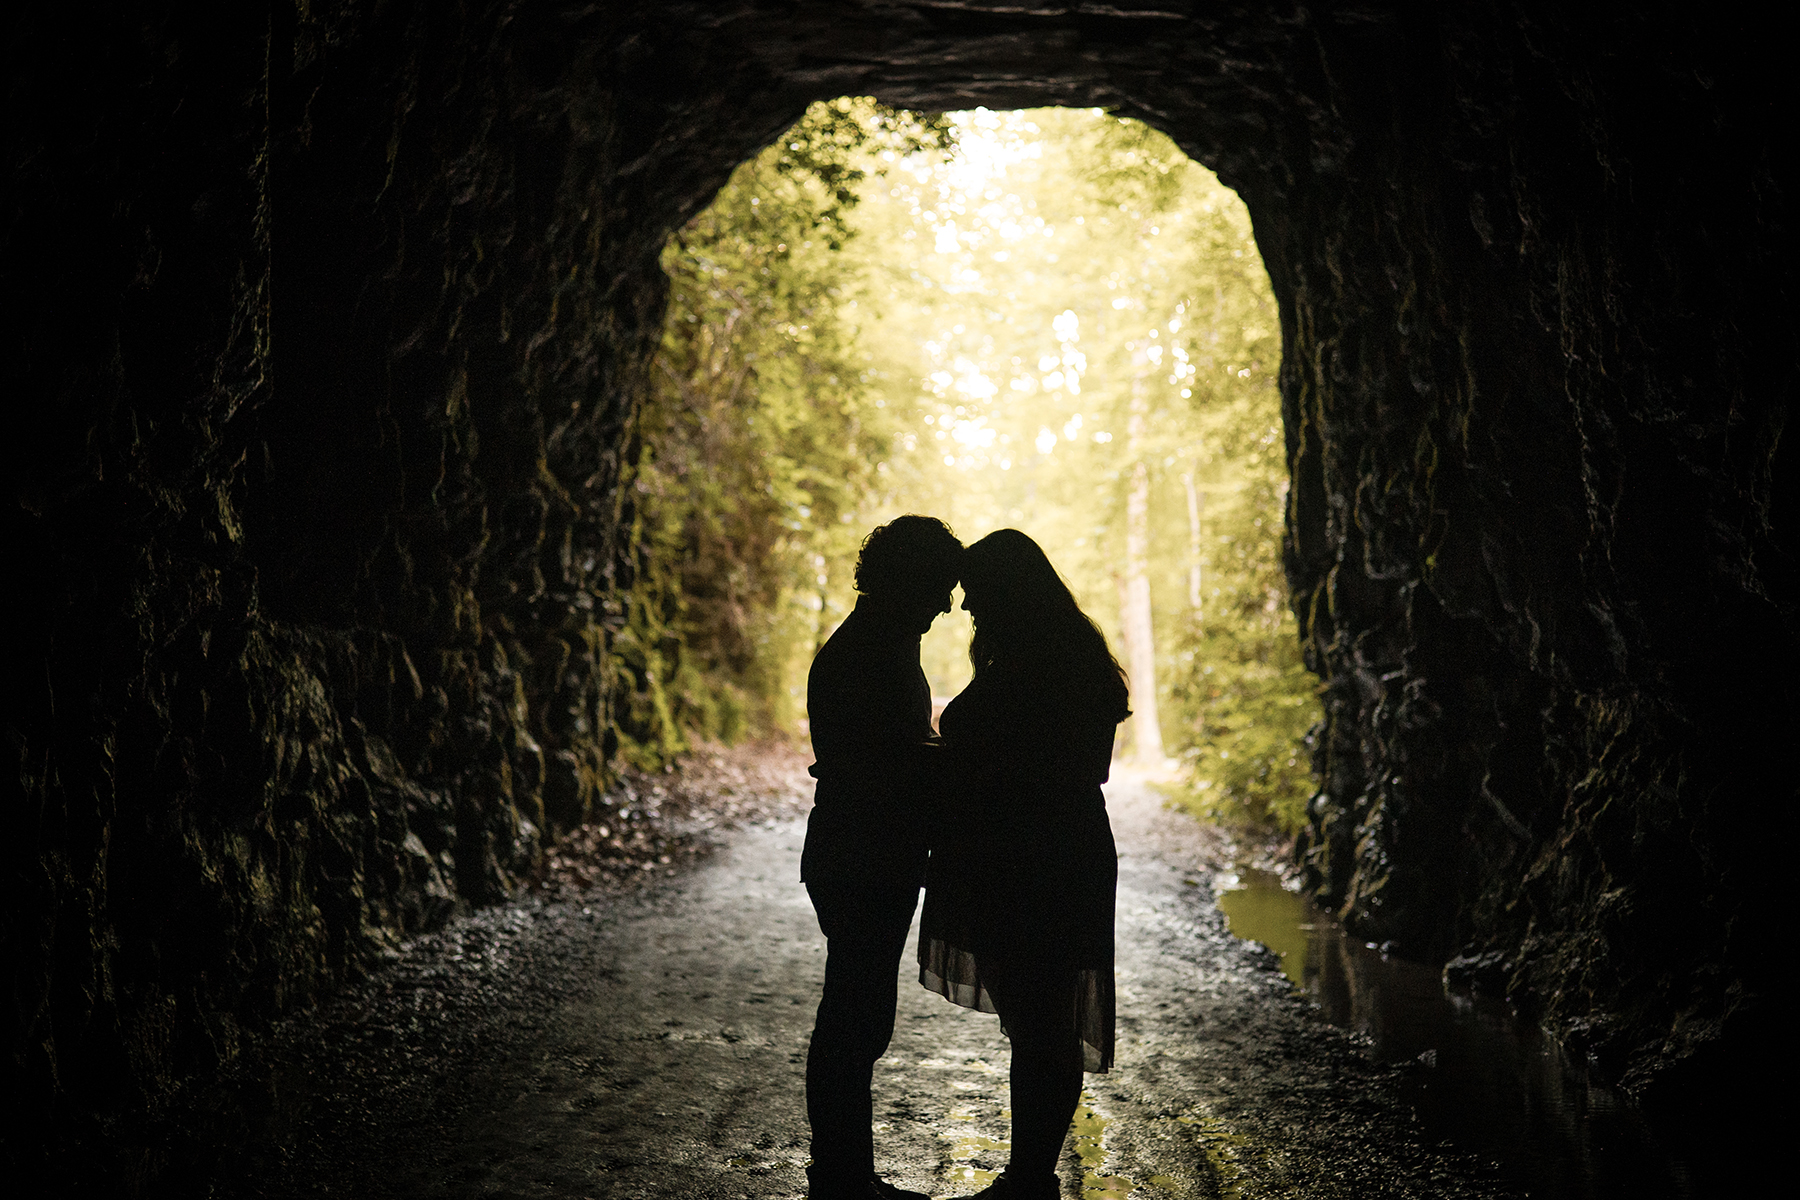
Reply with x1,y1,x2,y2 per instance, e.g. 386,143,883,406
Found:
809,1174,930,1200
869,1176,931,1200
961,1171,1060,1200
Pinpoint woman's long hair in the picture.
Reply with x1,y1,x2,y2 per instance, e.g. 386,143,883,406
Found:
962,529,1130,724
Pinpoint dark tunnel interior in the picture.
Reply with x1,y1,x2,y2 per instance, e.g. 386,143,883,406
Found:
5,1,1793,1190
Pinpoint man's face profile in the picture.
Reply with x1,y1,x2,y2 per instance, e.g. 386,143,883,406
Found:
904,583,955,634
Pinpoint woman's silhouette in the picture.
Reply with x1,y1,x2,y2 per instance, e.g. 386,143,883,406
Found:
919,529,1131,1200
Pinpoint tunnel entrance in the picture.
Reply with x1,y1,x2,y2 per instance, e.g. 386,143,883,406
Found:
8,4,1788,1191
619,101,1315,835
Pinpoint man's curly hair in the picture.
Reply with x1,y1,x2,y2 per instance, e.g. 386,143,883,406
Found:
853,515,963,597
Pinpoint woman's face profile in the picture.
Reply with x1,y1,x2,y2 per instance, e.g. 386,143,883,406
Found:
960,583,993,622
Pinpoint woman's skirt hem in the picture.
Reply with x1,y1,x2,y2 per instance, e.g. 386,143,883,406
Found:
918,934,1114,1073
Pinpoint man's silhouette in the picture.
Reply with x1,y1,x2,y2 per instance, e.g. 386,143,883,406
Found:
802,515,963,1200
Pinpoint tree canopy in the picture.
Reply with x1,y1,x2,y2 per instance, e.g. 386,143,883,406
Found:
614,101,1318,832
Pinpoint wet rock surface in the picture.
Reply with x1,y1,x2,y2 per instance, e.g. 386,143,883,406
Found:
206,776,1507,1200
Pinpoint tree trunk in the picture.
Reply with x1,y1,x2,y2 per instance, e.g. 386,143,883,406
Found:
1183,468,1204,632
1123,364,1166,764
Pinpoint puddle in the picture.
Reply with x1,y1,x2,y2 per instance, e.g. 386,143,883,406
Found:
1172,1110,1263,1200
1072,1090,1226,1200
941,1128,1006,1190
937,1084,1189,1199
1215,868,1697,1199
1070,1093,1135,1199
934,1060,1009,1189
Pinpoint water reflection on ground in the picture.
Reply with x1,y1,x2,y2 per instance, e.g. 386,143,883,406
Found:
1215,868,1696,1200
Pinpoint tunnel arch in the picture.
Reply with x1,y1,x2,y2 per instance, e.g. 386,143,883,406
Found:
6,1,1790,1184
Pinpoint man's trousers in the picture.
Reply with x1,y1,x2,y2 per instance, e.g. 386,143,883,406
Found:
804,876,923,1188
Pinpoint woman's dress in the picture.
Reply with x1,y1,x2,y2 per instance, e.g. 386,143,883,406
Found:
917,667,1120,1071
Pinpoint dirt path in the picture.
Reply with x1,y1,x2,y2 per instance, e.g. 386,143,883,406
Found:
216,772,1509,1199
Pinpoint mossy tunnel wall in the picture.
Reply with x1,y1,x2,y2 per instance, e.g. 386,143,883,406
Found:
6,0,1791,1176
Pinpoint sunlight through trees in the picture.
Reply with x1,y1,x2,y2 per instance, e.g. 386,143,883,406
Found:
618,101,1318,832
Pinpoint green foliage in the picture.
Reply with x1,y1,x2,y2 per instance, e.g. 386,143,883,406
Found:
611,99,950,769
1166,411,1319,835
617,104,1320,834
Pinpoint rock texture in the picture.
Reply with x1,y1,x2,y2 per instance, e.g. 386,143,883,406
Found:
5,0,1791,1187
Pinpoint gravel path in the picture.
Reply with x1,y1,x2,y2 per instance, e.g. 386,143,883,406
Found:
214,771,1510,1199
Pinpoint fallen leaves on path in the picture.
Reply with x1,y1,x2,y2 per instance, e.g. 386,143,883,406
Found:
534,740,813,899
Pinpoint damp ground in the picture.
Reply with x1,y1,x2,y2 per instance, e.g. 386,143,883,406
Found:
203,756,1526,1199
1213,871,1695,1199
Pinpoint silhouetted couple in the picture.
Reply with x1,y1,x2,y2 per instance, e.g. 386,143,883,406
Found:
803,516,1130,1200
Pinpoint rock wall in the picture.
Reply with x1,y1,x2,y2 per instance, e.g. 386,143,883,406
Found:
1257,8,1795,1096
5,1,664,1179
5,0,1790,1185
